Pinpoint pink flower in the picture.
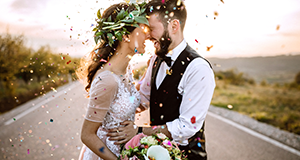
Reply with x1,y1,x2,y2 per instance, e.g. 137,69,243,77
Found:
121,155,129,160
162,140,172,148
125,133,146,150
131,155,139,160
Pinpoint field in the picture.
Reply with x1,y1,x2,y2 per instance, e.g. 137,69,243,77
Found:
211,77,300,135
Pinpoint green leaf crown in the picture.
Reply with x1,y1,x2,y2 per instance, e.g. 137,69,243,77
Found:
93,2,149,47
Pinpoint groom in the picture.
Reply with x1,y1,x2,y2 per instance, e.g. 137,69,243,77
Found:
108,0,215,159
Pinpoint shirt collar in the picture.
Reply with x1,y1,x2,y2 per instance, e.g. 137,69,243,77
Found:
166,39,187,61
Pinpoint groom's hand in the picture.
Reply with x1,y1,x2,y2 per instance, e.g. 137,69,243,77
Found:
107,121,138,145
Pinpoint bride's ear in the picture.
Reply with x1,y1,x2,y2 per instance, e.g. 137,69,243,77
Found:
123,35,131,42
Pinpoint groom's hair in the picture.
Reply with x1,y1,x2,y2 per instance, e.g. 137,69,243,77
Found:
145,0,187,31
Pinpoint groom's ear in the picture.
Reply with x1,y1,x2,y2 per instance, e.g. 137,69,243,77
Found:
170,19,181,34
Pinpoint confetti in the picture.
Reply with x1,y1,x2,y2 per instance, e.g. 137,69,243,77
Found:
166,69,172,75
160,115,164,120
161,126,165,129
134,47,138,53
191,116,196,124
50,119,53,122
150,6,154,12
181,61,185,65
159,103,163,107
129,96,135,103
100,59,107,63
214,11,219,16
206,45,213,51
27,149,30,154
276,25,280,30
195,39,199,43
197,142,201,147
220,0,224,4
99,147,105,153
13,118,16,121
227,104,233,109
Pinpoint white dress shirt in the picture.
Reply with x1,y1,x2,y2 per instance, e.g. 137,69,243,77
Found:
139,39,215,145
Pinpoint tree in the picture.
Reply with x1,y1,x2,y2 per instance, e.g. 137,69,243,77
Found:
295,71,300,85
0,33,29,99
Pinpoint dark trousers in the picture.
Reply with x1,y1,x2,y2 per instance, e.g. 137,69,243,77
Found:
179,123,207,160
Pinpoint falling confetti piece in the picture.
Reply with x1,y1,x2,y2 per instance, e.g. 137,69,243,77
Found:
166,69,172,75
50,119,53,122
227,104,233,109
191,116,196,124
13,118,16,121
214,11,219,16
27,149,30,154
159,103,163,107
181,61,185,65
220,0,224,4
129,96,135,103
161,126,165,129
206,45,213,51
99,147,105,153
28,130,32,133
197,142,201,147
100,59,107,63
195,39,199,43
134,47,138,53
276,25,280,30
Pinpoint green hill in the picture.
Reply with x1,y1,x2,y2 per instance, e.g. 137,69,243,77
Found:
207,54,300,84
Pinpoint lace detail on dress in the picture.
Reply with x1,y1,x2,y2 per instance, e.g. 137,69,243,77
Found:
82,66,140,160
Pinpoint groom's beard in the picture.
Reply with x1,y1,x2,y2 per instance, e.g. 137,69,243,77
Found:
155,30,172,59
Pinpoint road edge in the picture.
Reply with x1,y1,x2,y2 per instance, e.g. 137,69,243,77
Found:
208,105,300,151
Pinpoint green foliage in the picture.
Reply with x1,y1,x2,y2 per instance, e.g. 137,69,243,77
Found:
0,32,80,113
214,69,255,85
93,2,149,46
133,65,147,80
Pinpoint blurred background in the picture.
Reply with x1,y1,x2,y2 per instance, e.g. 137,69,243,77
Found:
1,0,300,159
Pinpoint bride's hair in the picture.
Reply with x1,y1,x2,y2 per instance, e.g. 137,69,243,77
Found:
76,3,136,93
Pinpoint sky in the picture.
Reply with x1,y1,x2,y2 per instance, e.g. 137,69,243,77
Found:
0,0,300,59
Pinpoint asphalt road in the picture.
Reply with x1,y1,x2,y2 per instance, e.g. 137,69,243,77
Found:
0,81,299,160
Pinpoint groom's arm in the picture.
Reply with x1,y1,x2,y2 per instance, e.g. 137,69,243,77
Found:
165,59,215,145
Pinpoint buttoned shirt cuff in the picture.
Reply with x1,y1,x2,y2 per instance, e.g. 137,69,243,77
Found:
140,93,149,109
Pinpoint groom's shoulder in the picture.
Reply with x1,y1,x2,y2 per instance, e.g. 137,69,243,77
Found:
184,45,212,69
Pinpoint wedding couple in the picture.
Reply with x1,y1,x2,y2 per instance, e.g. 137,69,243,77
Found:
78,0,215,159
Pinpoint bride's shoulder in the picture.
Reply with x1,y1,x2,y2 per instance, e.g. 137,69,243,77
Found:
92,70,119,86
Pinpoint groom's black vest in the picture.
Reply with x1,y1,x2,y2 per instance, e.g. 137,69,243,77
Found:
150,45,212,159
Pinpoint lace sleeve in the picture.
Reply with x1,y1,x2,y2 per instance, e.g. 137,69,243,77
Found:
84,71,118,123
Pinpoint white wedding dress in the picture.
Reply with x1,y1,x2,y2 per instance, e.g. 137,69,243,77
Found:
79,67,140,160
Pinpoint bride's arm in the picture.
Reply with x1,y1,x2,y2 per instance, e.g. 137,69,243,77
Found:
81,120,118,160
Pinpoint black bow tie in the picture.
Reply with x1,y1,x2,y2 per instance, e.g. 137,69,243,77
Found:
160,56,172,67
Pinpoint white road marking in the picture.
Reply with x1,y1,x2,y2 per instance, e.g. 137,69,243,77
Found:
4,82,80,126
208,112,300,157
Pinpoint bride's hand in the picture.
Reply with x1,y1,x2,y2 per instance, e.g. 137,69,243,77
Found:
107,121,138,145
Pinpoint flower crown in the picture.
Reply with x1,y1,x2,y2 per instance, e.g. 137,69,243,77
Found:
93,2,149,47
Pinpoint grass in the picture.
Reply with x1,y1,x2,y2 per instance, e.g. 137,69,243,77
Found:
212,80,300,135
0,74,72,114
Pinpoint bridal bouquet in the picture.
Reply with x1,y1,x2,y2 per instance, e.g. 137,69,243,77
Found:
119,133,187,160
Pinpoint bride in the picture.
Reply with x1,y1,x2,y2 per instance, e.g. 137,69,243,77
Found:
77,2,150,160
